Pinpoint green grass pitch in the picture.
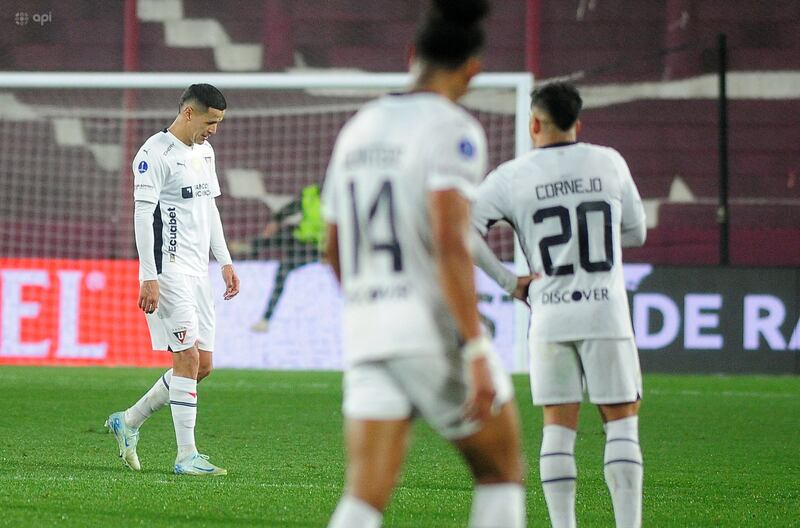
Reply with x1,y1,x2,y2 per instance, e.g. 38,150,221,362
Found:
0,367,798,527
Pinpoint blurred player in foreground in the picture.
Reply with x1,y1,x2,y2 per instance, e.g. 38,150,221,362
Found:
105,83,240,476
322,1,526,526
473,81,647,527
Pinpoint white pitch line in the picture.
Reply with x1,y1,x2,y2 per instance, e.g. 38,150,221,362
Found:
258,482,334,489
647,388,800,400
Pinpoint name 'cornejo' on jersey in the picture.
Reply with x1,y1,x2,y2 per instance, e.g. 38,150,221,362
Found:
132,129,221,278
473,142,646,342
322,92,488,365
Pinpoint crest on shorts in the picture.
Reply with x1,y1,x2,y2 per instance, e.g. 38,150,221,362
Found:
172,328,187,343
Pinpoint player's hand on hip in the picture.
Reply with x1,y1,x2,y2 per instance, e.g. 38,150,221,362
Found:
512,273,539,307
222,264,240,300
138,280,159,314
463,336,497,422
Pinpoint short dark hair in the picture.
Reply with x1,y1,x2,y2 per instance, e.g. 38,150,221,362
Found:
179,83,227,113
530,82,583,132
415,0,490,69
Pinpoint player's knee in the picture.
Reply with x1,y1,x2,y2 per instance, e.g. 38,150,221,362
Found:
599,401,639,422
460,409,526,483
465,439,525,484
172,345,200,375
197,364,213,382
184,349,200,368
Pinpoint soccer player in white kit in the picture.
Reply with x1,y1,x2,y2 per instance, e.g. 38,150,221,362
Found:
105,84,240,476
473,82,647,528
323,2,525,527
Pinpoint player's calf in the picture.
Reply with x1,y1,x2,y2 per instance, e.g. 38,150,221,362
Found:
455,402,526,528
197,364,212,382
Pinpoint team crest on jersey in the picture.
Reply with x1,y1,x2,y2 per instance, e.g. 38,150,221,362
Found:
137,160,149,174
204,156,212,165
172,328,187,343
458,138,475,159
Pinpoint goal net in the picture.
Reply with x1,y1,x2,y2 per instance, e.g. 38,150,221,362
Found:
0,72,533,371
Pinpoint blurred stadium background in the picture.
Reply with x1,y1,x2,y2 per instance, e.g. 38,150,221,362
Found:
1,0,797,373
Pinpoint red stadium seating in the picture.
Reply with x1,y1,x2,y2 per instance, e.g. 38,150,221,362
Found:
1,0,797,265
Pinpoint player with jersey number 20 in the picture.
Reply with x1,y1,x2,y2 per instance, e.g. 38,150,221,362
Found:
473,81,647,528
105,84,240,476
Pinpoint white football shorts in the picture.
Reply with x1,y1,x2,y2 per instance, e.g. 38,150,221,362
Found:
342,348,514,440
529,338,642,406
144,272,215,353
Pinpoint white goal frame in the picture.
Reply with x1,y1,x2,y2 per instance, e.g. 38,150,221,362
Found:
0,70,532,150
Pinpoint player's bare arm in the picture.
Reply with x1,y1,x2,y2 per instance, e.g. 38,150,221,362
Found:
324,223,341,283
429,189,495,422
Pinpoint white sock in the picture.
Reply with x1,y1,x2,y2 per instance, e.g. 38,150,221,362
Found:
124,369,172,429
169,375,198,460
468,483,526,528
540,425,577,528
604,416,643,528
327,495,382,528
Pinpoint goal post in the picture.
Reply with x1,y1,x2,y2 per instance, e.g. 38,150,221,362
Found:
0,71,533,371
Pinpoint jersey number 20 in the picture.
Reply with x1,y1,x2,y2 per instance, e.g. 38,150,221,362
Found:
533,200,613,276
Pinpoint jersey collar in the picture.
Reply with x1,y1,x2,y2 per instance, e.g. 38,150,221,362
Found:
163,128,194,151
539,141,578,149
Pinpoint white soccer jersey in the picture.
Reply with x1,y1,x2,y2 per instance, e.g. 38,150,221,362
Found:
473,142,646,342
132,129,221,277
323,92,488,365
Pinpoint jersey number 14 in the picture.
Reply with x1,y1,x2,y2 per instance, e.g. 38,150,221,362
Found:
347,180,404,275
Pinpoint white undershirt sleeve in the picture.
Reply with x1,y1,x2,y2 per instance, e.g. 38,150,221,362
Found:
134,199,158,281
471,167,512,236
471,230,517,294
209,199,233,266
615,151,647,248
621,219,647,248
